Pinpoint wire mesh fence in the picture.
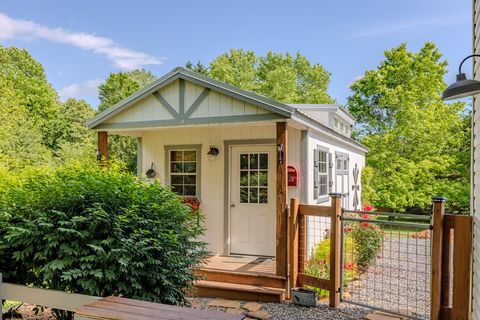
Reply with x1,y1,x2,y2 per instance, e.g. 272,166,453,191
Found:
341,209,432,320
305,216,332,280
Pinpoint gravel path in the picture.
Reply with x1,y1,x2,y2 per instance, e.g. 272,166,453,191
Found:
344,235,431,319
191,297,370,320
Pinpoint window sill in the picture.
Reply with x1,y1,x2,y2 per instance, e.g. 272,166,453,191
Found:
316,196,329,204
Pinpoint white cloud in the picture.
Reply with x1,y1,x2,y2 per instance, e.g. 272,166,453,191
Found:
59,79,103,102
0,12,162,69
348,13,469,39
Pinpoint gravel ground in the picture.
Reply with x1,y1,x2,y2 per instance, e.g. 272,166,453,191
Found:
344,235,431,319
9,304,55,320
190,297,370,320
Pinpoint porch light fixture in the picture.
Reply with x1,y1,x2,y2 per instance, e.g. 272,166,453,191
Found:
207,146,219,159
442,54,480,100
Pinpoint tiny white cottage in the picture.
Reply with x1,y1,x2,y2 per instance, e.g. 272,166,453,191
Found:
87,67,367,277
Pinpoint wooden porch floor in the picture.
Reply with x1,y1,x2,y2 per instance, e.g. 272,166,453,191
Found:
201,255,276,276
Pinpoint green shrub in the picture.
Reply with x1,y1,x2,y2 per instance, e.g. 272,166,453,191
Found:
0,163,207,309
305,236,357,297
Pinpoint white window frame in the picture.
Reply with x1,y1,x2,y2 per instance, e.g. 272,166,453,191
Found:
164,145,202,198
313,146,333,203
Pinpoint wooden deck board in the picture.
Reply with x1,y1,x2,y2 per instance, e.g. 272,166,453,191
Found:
75,296,244,320
201,255,276,276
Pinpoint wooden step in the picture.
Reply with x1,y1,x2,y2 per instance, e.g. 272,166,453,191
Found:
192,280,286,303
197,268,286,289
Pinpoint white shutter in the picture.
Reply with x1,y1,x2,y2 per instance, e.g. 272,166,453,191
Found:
328,152,333,193
313,148,319,199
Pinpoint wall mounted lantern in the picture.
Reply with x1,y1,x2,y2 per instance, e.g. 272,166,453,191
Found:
442,54,480,100
145,163,156,178
207,146,219,160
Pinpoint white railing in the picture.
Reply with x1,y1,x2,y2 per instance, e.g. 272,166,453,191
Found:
0,274,100,315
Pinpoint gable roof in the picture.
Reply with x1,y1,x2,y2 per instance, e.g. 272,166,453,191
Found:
86,66,367,152
86,67,295,129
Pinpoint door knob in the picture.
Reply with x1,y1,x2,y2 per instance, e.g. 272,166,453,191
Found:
230,204,236,208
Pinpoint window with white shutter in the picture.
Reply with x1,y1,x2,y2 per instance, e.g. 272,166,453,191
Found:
313,146,332,203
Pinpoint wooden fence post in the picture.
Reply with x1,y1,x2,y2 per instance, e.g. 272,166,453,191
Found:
329,193,342,308
1,273,3,317
431,196,446,320
451,215,473,320
289,198,300,293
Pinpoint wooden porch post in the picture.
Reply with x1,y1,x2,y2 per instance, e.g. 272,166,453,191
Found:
276,122,288,277
431,196,446,320
97,131,108,164
329,193,342,308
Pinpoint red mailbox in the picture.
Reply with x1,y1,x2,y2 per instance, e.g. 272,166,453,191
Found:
288,166,299,186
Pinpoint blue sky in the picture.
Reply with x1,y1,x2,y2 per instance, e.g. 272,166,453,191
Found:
0,1,472,107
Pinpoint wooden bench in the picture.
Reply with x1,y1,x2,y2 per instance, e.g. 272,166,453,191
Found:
74,296,245,320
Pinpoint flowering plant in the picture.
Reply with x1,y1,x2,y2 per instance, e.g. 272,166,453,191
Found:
182,197,200,211
350,203,383,271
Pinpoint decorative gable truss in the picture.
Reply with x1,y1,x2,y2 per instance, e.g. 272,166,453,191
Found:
92,77,287,130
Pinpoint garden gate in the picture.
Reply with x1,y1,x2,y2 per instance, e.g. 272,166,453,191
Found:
340,205,432,319
289,195,473,320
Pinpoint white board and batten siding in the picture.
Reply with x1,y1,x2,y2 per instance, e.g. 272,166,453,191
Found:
141,124,278,254
303,128,366,258
105,79,274,127
101,75,366,257
473,1,480,319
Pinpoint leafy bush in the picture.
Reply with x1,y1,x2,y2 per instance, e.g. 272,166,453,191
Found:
306,236,357,297
0,163,206,311
349,213,383,271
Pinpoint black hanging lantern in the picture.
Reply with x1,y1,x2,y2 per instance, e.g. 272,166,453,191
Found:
207,146,219,158
145,163,156,178
442,54,480,100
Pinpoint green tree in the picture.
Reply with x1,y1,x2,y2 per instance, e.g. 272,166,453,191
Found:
54,99,97,163
0,46,63,151
348,43,468,213
185,61,209,75
97,69,157,172
186,49,335,104
0,83,53,170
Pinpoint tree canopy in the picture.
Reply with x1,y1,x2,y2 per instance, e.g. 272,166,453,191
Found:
97,69,157,172
0,46,98,169
187,49,335,104
348,43,469,213
98,69,156,113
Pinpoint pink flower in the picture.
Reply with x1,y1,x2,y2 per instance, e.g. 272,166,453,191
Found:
360,213,371,220
363,204,375,212
360,222,370,228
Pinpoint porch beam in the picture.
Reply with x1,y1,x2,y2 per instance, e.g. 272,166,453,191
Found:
276,122,288,277
97,131,108,164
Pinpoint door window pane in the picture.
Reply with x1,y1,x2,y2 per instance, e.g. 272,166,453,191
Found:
239,153,269,204
249,154,258,169
259,188,268,203
259,154,268,169
240,188,249,203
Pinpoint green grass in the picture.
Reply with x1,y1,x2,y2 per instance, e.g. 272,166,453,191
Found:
3,300,22,309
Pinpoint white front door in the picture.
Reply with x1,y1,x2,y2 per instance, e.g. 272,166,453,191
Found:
230,145,276,256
